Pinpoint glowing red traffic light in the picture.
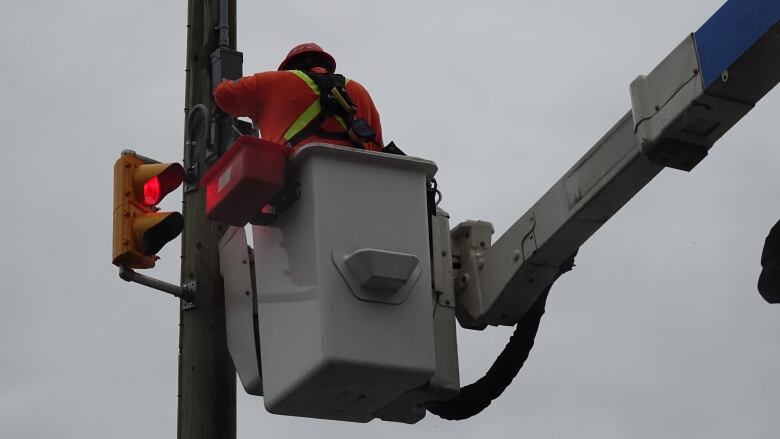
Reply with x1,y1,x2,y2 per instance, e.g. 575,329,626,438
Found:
144,176,162,206
133,163,184,208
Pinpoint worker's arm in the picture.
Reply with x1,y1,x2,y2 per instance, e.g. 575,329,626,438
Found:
213,75,257,117
213,71,287,118
347,80,383,151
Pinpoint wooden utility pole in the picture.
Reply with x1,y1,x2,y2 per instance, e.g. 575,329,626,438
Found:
179,1,237,438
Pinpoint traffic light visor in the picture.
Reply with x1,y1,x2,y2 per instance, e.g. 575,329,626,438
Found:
133,212,185,256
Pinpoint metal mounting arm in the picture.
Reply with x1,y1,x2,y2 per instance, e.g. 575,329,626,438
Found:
119,265,195,302
453,0,780,329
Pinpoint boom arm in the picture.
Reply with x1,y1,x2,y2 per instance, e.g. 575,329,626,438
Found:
452,0,780,329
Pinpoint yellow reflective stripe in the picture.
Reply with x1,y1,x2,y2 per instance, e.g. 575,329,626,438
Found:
283,71,350,142
290,70,318,91
283,71,322,141
283,100,321,141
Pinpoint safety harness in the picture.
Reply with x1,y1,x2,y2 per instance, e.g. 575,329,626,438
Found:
283,70,377,149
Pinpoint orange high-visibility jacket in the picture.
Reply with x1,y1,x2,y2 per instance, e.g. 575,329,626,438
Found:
213,69,383,151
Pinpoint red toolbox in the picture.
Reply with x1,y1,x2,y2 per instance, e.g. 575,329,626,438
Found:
200,136,290,226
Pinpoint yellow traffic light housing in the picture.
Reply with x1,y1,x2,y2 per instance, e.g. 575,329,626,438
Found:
113,151,184,269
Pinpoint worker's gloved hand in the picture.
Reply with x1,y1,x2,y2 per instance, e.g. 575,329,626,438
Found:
758,219,780,304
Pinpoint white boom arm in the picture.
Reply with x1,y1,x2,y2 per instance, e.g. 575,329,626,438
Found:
453,0,780,328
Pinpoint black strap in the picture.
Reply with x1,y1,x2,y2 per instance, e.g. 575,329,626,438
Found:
286,112,327,146
286,70,372,149
286,113,363,149
381,141,406,156
305,71,356,118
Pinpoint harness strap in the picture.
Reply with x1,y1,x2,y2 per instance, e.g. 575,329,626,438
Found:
286,112,357,148
283,70,365,149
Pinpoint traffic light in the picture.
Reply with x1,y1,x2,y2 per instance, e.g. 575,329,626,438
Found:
113,151,184,269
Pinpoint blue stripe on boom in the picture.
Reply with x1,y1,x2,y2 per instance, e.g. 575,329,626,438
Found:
694,0,780,87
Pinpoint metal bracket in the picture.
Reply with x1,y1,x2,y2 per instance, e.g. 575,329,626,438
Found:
184,161,199,193
118,265,196,302
271,181,302,213
450,220,495,329
207,111,220,162
181,281,197,310
183,104,212,193
451,221,495,293
430,208,456,308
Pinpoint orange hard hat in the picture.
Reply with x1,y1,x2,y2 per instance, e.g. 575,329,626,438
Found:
278,43,336,72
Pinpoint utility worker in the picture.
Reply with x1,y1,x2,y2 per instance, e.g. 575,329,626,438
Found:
213,43,383,151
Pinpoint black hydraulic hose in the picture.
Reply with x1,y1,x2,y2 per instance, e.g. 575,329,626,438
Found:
758,219,780,304
426,255,576,420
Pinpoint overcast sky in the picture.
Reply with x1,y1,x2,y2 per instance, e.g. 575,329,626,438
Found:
1,0,779,438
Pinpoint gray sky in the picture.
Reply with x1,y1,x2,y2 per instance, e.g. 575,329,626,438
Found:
1,0,778,438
